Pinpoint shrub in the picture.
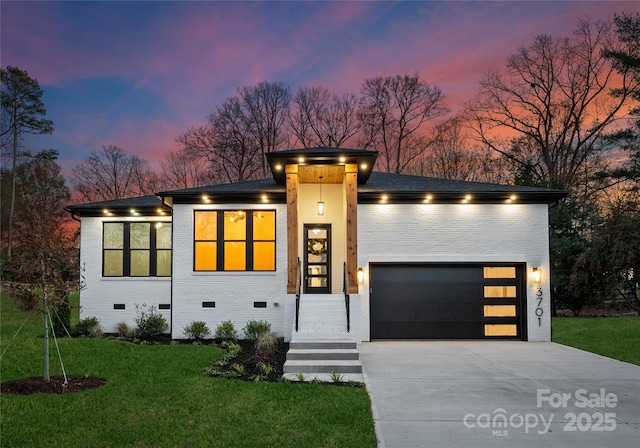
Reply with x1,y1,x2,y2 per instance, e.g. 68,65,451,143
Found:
243,320,272,340
251,331,279,364
183,321,211,341
77,316,102,338
215,320,237,341
256,331,278,351
134,304,168,341
116,322,134,338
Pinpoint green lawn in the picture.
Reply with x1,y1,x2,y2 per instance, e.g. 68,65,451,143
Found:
552,316,640,366
0,290,377,448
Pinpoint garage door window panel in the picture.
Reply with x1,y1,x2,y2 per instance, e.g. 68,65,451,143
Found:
484,286,517,298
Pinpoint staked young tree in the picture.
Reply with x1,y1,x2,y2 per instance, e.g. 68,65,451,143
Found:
0,66,54,257
465,17,638,191
6,150,78,381
358,72,448,173
71,145,159,202
289,85,362,148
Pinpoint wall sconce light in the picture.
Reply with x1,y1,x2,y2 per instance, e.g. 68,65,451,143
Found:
531,267,541,285
357,268,364,284
317,176,325,216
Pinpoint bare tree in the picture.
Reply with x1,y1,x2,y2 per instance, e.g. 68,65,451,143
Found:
1,66,54,257
358,72,448,173
71,145,158,202
178,104,263,183
289,85,362,148
159,146,218,190
178,81,291,182
238,81,291,176
465,17,638,190
415,117,506,183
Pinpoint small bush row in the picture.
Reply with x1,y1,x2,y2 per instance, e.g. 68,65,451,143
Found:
78,303,169,342
76,312,274,345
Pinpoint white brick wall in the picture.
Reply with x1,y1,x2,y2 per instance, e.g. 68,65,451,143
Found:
171,203,290,340
78,216,172,334
78,199,552,343
357,202,552,342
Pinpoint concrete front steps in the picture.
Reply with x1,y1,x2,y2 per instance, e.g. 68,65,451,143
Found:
283,340,363,383
284,294,362,382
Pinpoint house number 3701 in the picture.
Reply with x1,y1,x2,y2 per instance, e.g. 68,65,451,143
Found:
535,287,543,326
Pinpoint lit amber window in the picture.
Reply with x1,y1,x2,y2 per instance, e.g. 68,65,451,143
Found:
194,210,275,272
224,211,246,271
252,211,275,271
194,211,218,271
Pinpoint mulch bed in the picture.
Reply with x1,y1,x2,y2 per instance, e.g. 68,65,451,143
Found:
205,339,289,382
1,375,106,395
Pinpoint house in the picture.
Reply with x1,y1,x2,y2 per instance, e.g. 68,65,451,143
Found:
66,147,565,344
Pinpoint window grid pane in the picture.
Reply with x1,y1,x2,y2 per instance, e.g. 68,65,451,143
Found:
224,242,246,270
104,223,124,249
130,223,151,249
130,250,150,276
104,250,124,276
156,223,172,249
195,242,217,271
253,242,275,271
195,211,217,240
253,211,275,240
157,250,172,276
224,212,246,240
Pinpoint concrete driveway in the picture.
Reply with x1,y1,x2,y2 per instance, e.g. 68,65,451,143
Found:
359,341,640,448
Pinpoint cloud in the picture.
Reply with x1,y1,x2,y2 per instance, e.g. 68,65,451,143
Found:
2,0,638,174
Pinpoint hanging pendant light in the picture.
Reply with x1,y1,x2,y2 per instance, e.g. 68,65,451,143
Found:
317,176,325,216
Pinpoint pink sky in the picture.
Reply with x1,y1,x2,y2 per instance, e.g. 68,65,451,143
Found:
2,1,638,174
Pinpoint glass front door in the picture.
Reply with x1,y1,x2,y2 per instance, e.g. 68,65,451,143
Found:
304,224,331,294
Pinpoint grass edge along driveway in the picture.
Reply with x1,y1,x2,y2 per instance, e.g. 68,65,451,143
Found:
552,316,640,366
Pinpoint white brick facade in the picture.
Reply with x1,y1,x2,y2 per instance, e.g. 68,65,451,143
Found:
356,203,552,341
171,203,290,339
76,192,552,342
78,216,172,334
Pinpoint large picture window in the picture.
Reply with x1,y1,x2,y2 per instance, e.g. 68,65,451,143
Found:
194,210,275,271
103,222,172,277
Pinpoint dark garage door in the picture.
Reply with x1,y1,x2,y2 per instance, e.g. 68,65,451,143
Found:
370,263,526,340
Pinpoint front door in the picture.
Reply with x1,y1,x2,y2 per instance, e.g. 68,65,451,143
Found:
304,224,331,294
